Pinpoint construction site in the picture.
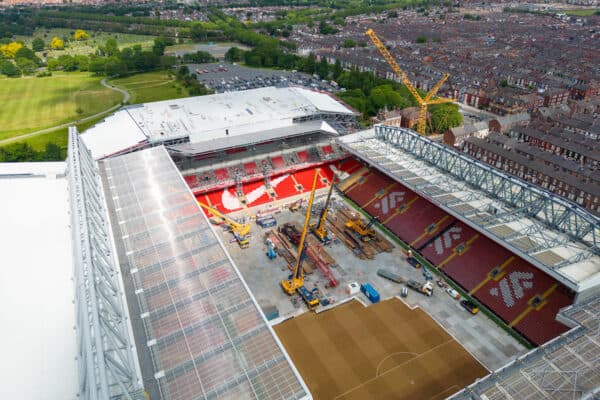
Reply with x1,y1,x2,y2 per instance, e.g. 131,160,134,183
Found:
11,27,598,400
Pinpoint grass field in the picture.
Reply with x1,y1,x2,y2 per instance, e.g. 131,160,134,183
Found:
274,298,487,400
564,8,599,16
16,28,157,58
164,42,250,58
109,71,191,104
0,73,122,141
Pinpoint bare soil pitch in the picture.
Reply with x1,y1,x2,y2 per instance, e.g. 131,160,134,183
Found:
274,298,487,400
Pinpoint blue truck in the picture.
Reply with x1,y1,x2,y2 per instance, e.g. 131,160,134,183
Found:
360,283,380,304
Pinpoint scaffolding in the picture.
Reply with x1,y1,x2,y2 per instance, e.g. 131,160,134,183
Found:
67,127,144,400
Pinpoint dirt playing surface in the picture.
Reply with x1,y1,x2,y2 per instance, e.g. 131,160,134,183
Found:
274,298,488,400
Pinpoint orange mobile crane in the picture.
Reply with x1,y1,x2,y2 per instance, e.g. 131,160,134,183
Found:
365,28,454,135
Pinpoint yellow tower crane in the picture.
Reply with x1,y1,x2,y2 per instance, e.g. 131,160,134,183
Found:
281,169,320,310
365,28,454,135
198,202,251,248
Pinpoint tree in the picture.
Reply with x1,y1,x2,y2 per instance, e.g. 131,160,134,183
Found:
100,38,119,57
44,143,64,161
224,46,244,62
152,36,174,56
15,46,41,66
430,103,463,133
89,58,107,75
370,84,411,110
316,57,329,79
343,39,356,48
0,142,36,162
104,56,127,76
190,24,206,42
0,41,23,58
416,36,428,44
50,37,64,50
178,65,189,77
15,57,37,74
0,59,21,77
74,29,90,41
318,21,339,35
32,37,45,52
332,59,343,80
74,54,89,71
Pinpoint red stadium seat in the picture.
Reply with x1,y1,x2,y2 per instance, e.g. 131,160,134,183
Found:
321,145,334,155
296,150,310,163
214,168,230,181
270,156,286,170
244,162,259,176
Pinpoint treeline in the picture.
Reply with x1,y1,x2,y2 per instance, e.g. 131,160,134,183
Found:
0,142,65,162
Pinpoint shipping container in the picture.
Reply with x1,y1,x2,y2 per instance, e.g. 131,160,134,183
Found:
360,283,380,304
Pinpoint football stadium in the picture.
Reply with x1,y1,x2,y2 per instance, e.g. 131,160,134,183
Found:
2,86,599,400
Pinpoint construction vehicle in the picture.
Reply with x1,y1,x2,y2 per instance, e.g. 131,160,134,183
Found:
345,216,378,242
422,266,433,281
310,176,336,244
281,170,320,311
280,223,301,245
289,199,301,212
199,202,251,249
406,280,434,296
365,29,454,135
266,238,276,260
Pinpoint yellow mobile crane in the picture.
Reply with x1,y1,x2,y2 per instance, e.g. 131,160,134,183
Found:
365,28,454,135
281,169,320,310
345,216,378,242
310,174,336,244
198,202,251,249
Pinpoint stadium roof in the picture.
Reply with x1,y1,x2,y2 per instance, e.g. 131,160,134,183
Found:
0,162,78,400
339,126,600,292
82,87,356,160
168,120,337,156
100,146,310,400
451,295,600,400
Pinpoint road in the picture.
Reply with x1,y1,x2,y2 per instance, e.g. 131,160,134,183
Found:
0,78,129,146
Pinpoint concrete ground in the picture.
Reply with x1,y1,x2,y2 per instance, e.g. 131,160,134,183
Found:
220,193,526,371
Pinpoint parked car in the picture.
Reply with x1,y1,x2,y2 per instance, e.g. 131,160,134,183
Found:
460,299,479,315
446,288,460,300
400,287,408,297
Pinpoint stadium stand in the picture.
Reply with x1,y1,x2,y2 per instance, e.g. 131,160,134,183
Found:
340,160,574,346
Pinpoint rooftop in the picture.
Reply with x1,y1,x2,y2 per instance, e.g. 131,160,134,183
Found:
81,86,356,160
100,146,310,400
0,162,78,400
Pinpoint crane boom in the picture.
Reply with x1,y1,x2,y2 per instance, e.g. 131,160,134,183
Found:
311,173,336,243
198,202,251,249
365,29,422,104
424,73,450,101
292,169,319,279
366,28,454,135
